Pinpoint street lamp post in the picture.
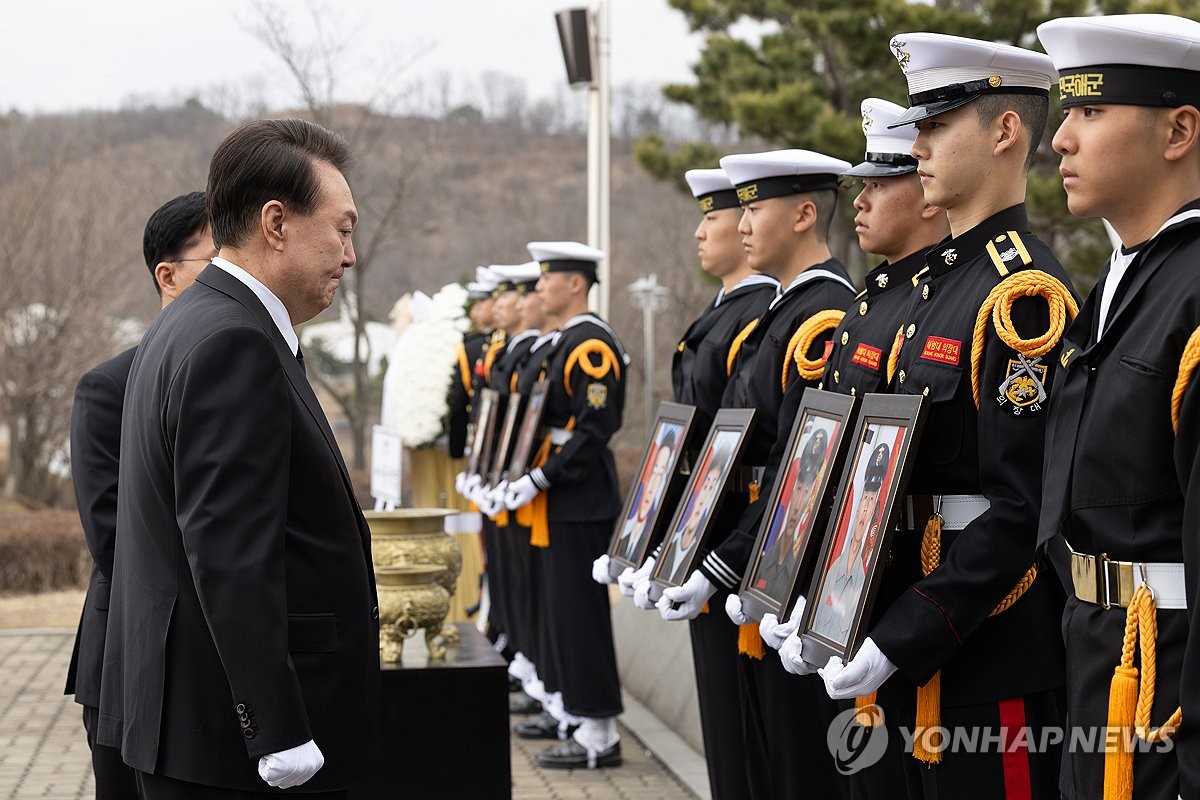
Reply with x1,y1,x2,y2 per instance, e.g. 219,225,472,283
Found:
627,274,669,437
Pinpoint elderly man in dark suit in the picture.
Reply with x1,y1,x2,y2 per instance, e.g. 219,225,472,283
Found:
97,118,380,799
65,191,214,799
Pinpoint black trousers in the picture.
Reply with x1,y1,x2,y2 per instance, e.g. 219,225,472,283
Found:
499,518,534,660
689,595,768,800
83,704,138,799
481,517,514,661
537,518,622,718
135,771,347,799
738,650,848,799
850,687,1065,800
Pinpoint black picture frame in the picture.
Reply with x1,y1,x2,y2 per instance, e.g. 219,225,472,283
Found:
606,402,699,578
650,408,756,591
798,393,928,668
466,388,500,479
489,393,524,486
506,379,549,478
738,390,858,622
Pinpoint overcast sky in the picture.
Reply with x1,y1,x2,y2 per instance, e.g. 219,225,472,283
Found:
1,0,712,115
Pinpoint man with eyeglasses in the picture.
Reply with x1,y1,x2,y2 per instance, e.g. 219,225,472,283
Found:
64,190,214,799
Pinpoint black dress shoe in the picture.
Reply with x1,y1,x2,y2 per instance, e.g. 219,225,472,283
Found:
508,675,523,693
515,711,579,740
509,691,542,715
535,739,622,769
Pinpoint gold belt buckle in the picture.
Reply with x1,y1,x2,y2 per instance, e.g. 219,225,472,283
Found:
1071,551,1135,609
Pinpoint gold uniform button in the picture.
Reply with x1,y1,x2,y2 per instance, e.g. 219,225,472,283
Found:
841,332,849,346
898,369,907,383
923,386,931,396
833,370,841,384
850,387,857,396
906,323,917,339
859,301,868,316
921,284,930,300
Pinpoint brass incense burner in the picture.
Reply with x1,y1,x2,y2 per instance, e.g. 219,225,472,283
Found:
376,565,451,662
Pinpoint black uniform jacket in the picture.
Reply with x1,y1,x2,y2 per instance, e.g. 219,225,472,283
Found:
530,314,628,524
97,266,380,791
448,331,488,457
699,260,857,590
671,277,778,434
867,205,1075,707
1039,203,1200,794
65,346,136,709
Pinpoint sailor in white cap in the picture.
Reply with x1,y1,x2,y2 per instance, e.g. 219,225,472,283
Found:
501,241,629,769
611,167,776,800
652,149,856,800
449,266,500,460
1036,13,1200,800
813,32,1078,799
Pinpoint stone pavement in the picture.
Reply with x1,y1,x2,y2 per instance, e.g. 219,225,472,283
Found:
0,630,700,800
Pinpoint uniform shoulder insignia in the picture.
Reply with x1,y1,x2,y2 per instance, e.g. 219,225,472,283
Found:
783,309,845,391
565,338,621,396
985,231,1034,277
726,319,759,377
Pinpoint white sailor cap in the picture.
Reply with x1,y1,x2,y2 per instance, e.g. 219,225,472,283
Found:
486,263,528,295
843,98,919,178
467,265,499,299
718,150,852,205
1038,14,1200,109
527,241,605,283
886,32,1054,127
491,261,543,293
684,168,740,213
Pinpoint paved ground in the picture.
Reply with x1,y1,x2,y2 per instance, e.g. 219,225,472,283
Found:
0,629,699,800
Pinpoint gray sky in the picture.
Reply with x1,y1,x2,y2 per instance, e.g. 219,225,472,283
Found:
1,0,709,114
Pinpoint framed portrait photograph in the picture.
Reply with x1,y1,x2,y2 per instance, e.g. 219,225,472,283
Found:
466,388,500,478
506,379,549,478
799,393,928,667
606,403,699,578
738,390,859,622
488,393,524,486
651,408,756,591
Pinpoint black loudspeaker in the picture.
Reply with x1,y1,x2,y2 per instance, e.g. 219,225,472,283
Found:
555,8,594,86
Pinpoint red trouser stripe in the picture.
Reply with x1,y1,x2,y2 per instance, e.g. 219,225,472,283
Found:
998,697,1032,800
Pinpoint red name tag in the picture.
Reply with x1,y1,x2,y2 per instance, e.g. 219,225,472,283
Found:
921,336,962,365
851,343,882,371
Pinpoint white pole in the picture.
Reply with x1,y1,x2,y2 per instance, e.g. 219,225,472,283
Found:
597,0,611,321
586,8,600,315
643,289,655,436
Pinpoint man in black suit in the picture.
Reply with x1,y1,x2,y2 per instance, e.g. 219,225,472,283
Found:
97,118,380,798
65,190,213,799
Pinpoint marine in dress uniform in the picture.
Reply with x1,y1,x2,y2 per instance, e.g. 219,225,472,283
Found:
502,241,628,769
448,268,498,458
655,149,857,800
1036,15,1200,799
815,35,1076,800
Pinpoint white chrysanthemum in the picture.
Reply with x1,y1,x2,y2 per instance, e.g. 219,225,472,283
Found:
382,283,470,447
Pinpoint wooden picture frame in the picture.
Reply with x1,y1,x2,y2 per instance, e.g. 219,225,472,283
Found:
606,402,699,578
466,388,500,478
506,379,549,478
650,408,756,591
798,393,928,667
738,390,858,622
489,393,524,486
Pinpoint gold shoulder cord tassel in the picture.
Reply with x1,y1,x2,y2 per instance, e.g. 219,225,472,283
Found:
727,319,759,377
738,623,765,660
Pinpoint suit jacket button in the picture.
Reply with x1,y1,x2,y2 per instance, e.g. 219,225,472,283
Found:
236,704,246,714
372,606,379,620
240,719,251,729
244,728,256,739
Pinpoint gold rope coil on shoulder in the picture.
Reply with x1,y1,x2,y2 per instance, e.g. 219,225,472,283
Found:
1171,326,1200,434
727,319,759,377
784,309,845,390
969,270,1079,408
885,326,905,385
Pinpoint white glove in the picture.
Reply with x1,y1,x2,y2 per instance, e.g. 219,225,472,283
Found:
480,481,508,518
761,596,806,651
503,475,539,510
258,739,324,789
819,637,897,700
657,571,717,621
724,593,750,625
455,471,468,495
469,482,492,510
780,628,819,675
618,557,654,598
592,554,616,584
464,472,483,497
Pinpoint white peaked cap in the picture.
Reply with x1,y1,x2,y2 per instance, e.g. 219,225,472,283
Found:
526,241,605,263
843,98,919,178
684,168,734,198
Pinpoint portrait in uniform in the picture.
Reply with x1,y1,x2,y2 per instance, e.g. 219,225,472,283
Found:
661,435,738,585
614,420,683,562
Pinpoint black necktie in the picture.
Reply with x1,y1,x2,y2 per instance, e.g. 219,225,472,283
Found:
296,346,306,375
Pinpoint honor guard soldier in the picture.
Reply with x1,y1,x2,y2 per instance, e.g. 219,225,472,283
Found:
608,166,776,800
653,149,857,800
502,241,628,769
1037,15,1200,799
812,34,1077,800
448,266,499,458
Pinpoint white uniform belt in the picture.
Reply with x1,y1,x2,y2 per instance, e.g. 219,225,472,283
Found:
549,427,573,446
1065,541,1187,610
905,494,989,531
